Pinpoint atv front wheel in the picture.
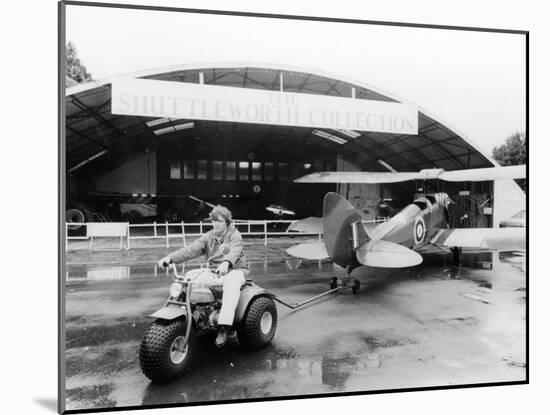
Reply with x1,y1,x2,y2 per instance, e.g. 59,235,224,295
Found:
237,296,277,350
139,318,197,383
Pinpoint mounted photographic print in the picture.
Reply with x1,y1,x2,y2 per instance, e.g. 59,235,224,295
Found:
59,1,528,413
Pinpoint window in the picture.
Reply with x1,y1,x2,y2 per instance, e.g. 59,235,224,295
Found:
226,161,236,181
264,162,274,181
197,160,207,180
252,162,262,181
170,161,181,179
213,161,223,180
183,161,194,179
239,161,249,181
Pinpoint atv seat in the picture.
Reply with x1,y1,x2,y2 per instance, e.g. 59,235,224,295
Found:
209,279,254,301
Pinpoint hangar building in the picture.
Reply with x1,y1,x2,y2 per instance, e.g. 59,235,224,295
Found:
64,63,525,228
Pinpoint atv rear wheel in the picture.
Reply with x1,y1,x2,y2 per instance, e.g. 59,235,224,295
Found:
237,296,277,350
139,318,197,383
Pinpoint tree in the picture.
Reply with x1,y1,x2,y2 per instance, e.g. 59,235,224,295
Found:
66,41,92,85
492,131,526,166
492,131,526,191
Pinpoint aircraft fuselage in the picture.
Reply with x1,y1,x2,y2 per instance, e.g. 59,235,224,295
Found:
369,194,448,250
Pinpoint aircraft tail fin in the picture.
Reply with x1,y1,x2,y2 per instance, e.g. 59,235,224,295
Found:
323,192,370,267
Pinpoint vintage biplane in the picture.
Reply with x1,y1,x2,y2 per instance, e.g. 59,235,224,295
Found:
286,165,526,294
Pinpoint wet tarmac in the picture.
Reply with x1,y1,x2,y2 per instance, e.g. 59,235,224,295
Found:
63,242,526,412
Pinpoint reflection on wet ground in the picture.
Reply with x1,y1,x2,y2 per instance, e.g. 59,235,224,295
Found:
64,249,526,411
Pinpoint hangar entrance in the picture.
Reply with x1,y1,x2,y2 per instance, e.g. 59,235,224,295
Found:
65,64,518,231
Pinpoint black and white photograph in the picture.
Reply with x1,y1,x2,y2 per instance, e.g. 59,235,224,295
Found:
59,1,527,413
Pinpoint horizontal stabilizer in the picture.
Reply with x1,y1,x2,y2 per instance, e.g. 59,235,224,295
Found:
432,227,525,251
287,217,324,234
355,240,423,268
294,165,526,184
286,241,329,260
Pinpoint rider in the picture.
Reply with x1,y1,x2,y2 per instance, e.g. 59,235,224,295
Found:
158,205,248,348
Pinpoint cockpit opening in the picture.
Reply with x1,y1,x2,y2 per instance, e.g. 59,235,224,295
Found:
413,201,428,210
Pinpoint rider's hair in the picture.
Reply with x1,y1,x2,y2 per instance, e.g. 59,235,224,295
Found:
210,205,232,225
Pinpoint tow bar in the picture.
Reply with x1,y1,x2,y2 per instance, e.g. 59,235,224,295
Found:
270,277,358,310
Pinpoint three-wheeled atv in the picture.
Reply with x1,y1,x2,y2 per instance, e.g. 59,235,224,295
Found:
139,264,278,383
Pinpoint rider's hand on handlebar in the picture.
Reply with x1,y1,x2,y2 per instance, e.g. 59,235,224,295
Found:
158,256,172,268
215,261,230,276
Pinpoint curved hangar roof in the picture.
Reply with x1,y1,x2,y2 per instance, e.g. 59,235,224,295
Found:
65,63,496,177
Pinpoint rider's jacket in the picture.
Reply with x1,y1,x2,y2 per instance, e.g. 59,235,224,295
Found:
168,225,248,270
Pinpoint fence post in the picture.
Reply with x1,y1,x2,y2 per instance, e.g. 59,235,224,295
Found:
65,223,68,252
248,220,251,234
127,223,131,250
200,221,203,234
181,221,186,246
264,220,267,246
165,222,169,248
154,221,157,237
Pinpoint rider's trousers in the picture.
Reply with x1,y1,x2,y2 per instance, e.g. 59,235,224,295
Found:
184,268,246,326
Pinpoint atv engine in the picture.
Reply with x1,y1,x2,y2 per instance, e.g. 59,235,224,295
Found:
192,304,221,331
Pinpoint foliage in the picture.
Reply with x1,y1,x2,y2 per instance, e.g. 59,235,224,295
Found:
66,41,93,85
492,131,526,191
492,131,526,166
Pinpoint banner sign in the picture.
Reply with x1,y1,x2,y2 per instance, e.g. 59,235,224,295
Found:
112,78,418,134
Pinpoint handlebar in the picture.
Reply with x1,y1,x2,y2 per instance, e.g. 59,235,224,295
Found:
168,263,220,282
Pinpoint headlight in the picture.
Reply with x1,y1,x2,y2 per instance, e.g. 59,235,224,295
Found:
169,282,184,298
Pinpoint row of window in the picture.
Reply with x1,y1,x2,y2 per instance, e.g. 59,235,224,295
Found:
169,160,330,181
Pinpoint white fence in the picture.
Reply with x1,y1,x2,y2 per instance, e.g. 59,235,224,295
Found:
65,218,389,250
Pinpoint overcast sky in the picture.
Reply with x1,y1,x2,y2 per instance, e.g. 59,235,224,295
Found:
66,4,526,155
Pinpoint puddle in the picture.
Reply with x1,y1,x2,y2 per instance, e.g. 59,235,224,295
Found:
66,259,336,282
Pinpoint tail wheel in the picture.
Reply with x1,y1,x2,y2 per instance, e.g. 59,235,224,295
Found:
352,279,360,295
237,296,277,350
330,277,338,290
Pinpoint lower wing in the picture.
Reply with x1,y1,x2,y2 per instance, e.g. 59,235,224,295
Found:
431,227,526,251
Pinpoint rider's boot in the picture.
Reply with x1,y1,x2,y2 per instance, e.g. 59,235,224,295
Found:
215,325,231,348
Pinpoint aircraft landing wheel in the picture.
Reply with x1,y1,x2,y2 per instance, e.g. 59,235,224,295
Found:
330,277,338,290
352,279,360,295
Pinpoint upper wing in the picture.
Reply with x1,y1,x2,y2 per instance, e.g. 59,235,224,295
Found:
294,171,418,184
295,165,526,184
439,165,526,182
431,227,526,251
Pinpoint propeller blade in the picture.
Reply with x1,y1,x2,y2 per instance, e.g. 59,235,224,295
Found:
286,241,329,260
355,240,423,268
